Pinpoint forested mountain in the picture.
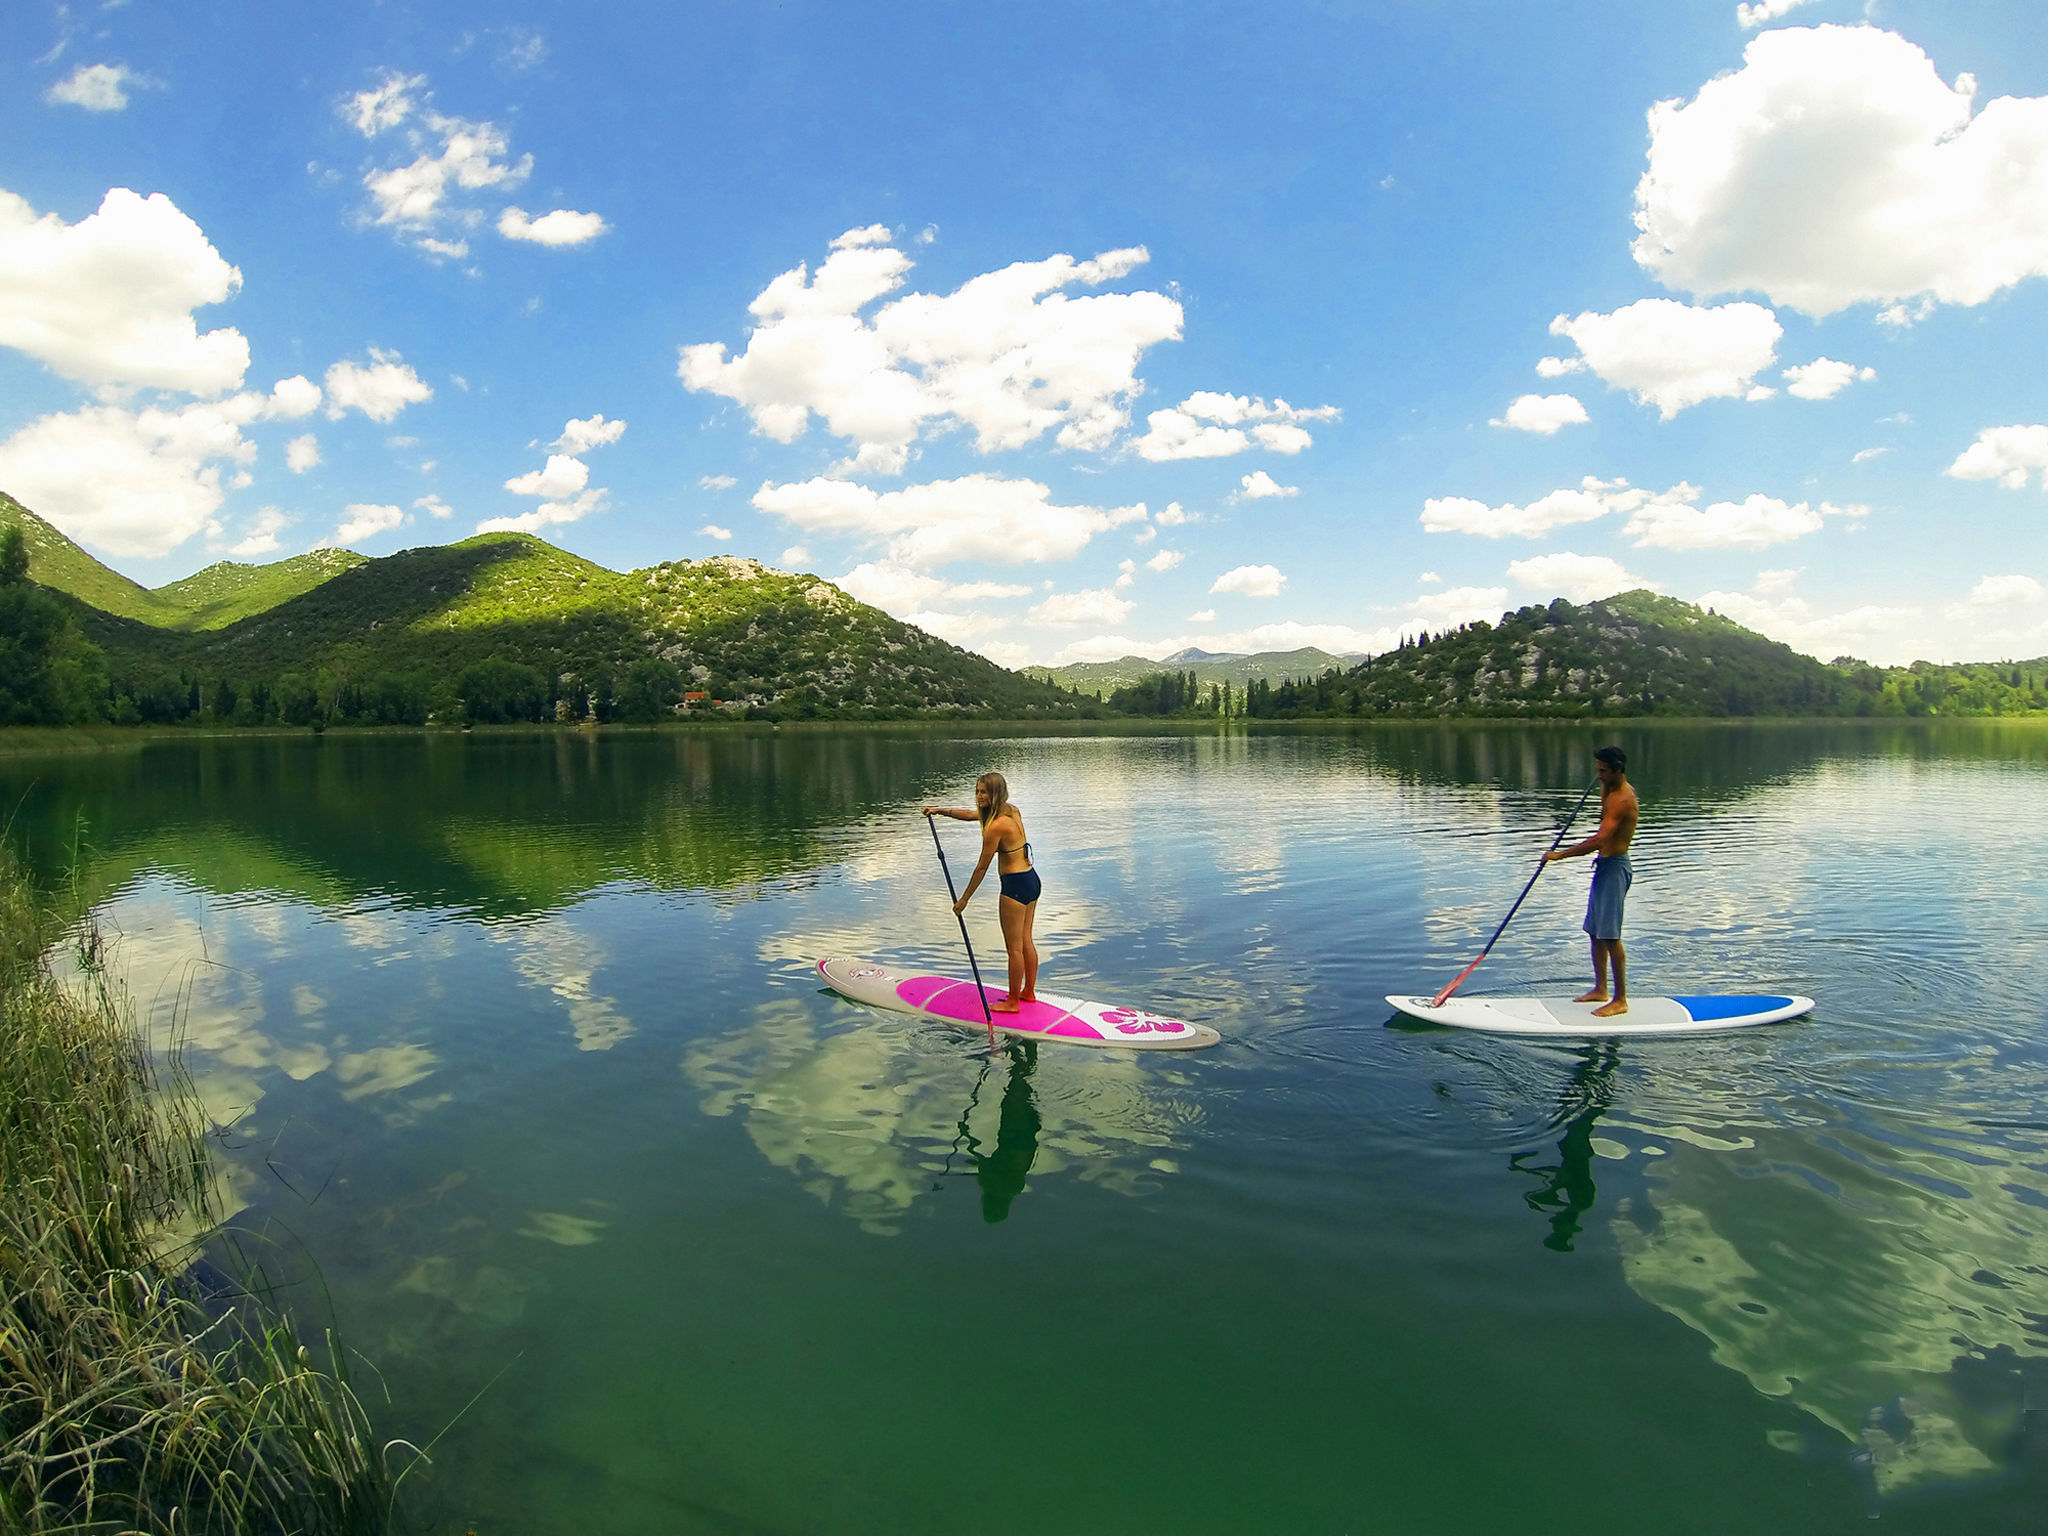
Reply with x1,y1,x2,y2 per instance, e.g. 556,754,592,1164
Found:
0,494,1073,724
1103,591,2047,720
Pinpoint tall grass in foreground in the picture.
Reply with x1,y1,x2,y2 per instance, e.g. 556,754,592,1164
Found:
0,846,395,1533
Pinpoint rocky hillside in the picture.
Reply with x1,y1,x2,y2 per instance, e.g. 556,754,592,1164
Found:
1029,644,1362,695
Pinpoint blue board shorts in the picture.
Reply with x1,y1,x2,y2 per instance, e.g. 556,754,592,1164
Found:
1584,855,1631,941
999,867,1041,906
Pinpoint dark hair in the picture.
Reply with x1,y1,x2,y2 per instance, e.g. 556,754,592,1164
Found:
1594,746,1626,771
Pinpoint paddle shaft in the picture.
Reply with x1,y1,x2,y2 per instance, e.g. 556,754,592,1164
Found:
1429,779,1601,1008
926,813,995,1039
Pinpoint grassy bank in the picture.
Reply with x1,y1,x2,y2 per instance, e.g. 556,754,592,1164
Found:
0,846,395,1533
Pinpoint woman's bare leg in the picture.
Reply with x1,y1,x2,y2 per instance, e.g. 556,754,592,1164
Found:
995,895,1027,1011
1020,899,1039,1001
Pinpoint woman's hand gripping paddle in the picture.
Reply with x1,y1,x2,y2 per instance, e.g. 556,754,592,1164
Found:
1427,779,1600,1008
926,811,996,1047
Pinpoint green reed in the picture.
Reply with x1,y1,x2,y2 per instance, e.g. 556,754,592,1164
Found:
0,845,396,1534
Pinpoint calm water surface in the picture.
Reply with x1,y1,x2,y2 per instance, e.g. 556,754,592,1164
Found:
7,724,2048,1535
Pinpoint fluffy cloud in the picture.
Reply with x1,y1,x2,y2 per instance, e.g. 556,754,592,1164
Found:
1967,573,2044,606
1695,572,1923,663
699,524,733,540
284,433,321,472
341,72,540,257
1947,425,2048,489
506,455,589,499
47,64,156,111
228,508,292,558
1622,491,1865,550
0,386,327,557
476,489,605,535
323,349,432,422
1633,25,2048,318
414,494,453,519
700,474,737,492
498,207,608,247
681,229,1180,474
0,187,249,395
781,545,810,566
1210,564,1286,598
326,504,405,546
834,562,1031,616
1029,587,1136,626
1492,393,1589,435
551,414,626,454
1421,475,1659,538
1399,585,1511,631
1130,392,1339,462
750,473,1144,567
1236,471,1298,500
1508,552,1654,603
1782,358,1875,400
1145,549,1184,572
1548,299,1781,418
268,375,321,418
1736,0,1818,26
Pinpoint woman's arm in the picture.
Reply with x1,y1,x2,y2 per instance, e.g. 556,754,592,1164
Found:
953,819,1003,913
921,806,977,821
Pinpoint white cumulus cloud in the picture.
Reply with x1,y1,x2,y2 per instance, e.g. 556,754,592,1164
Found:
1623,491,1865,550
1130,392,1340,462
699,524,733,541
228,507,292,558
1029,587,1136,626
1236,470,1298,500
1145,549,1184,572
1421,475,1660,539
326,503,405,546
549,414,626,454
1947,425,2048,489
1210,564,1286,599
1492,393,1589,435
0,187,249,395
1736,0,1818,26
751,473,1144,568
1782,358,1875,400
505,455,589,499
1508,552,1655,603
323,349,432,422
340,72,538,258
1633,25,2048,318
284,433,321,473
1967,573,2045,606
681,229,1180,475
47,63,157,111
498,207,608,247
1549,299,1781,418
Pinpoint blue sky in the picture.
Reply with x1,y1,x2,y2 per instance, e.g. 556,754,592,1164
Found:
4,0,2045,667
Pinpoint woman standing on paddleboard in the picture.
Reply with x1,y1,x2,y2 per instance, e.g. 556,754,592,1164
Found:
923,772,1039,1012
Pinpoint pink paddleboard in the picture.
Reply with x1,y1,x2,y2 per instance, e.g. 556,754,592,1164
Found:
817,956,1221,1050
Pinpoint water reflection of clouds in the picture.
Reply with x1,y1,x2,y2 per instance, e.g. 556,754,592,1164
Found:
682,1000,1202,1235
488,917,635,1051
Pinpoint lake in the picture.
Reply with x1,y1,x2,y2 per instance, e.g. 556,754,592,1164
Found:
7,723,2048,1535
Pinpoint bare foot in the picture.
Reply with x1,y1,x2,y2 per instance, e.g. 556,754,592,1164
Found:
1017,991,1037,1004
992,1000,1021,1013
1573,989,1609,1004
1591,998,1629,1017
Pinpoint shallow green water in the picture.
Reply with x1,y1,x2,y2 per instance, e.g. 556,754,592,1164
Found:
8,723,2048,1535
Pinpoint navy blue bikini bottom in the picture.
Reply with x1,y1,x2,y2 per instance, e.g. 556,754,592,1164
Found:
999,868,1041,905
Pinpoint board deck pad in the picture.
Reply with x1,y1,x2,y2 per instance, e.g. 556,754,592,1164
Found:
819,956,1221,1050
1386,992,1814,1037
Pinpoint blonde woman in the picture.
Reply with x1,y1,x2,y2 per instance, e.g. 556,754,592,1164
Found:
923,772,1040,1011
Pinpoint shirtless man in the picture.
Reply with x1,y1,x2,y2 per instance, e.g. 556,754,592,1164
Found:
1543,746,1638,1017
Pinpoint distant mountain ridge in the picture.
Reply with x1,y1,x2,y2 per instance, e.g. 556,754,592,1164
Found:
1028,644,1365,695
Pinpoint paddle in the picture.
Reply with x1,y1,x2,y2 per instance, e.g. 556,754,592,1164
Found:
925,811,996,1045
1428,779,1600,1008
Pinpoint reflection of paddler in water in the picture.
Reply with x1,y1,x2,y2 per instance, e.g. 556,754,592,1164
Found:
1543,745,1638,1017
951,1041,1043,1223
1511,1042,1621,1253
922,772,1040,1013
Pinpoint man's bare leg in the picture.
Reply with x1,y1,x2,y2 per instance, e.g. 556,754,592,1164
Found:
1591,939,1628,1017
1574,937,1610,1004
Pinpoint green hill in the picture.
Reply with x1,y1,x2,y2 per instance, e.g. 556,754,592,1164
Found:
1028,645,1361,695
1237,591,2047,719
3,496,1076,724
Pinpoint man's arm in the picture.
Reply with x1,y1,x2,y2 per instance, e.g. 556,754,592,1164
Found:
1545,797,1624,862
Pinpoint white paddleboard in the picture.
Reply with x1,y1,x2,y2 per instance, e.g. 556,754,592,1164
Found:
819,956,1221,1050
1386,992,1813,1037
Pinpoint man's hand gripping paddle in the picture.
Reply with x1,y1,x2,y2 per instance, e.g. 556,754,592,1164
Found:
1428,779,1600,1009
926,811,996,1047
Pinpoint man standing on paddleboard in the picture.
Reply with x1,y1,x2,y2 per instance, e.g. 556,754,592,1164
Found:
1543,746,1637,1017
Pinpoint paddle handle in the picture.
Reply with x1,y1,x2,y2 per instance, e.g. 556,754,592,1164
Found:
1429,779,1600,1008
927,813,995,1040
